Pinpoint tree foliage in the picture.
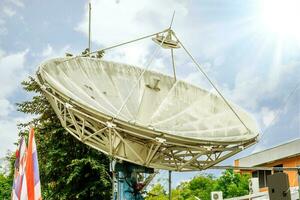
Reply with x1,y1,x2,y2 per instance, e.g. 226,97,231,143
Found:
214,169,250,198
179,174,217,200
145,170,250,200
0,155,15,200
0,173,12,200
146,184,168,200
7,77,112,199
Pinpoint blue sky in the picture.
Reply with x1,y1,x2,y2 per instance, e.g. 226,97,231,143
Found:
0,0,299,188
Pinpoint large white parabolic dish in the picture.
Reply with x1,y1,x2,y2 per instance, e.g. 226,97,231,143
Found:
37,57,259,171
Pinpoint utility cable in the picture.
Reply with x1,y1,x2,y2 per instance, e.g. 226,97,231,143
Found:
112,30,169,121
172,32,251,134
260,81,300,139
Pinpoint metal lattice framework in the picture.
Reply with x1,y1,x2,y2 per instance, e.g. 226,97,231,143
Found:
37,80,256,171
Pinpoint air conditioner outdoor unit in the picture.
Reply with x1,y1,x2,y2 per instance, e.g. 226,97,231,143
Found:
249,177,259,194
211,191,223,200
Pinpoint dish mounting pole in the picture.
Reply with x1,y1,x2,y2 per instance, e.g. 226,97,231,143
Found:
171,48,176,81
168,170,172,200
112,161,154,200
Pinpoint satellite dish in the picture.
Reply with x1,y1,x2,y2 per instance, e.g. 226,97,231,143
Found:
36,29,259,171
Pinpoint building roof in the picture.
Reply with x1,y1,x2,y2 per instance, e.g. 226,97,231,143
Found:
237,138,300,167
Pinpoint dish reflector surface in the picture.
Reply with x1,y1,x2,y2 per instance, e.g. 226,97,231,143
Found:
37,57,259,171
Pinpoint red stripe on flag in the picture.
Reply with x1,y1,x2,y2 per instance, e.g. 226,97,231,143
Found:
26,128,35,200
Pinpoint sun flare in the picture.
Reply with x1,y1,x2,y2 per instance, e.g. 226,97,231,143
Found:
260,0,300,38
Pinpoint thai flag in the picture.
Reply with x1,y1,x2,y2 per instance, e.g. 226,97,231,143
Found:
23,128,42,200
12,137,27,200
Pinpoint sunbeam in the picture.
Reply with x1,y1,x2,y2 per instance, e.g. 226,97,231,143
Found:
259,0,300,39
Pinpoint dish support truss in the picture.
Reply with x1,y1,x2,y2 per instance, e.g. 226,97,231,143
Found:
39,84,256,172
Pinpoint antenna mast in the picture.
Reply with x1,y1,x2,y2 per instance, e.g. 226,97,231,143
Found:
88,2,91,53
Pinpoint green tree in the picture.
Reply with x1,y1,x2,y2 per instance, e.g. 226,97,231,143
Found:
0,153,15,200
145,174,217,200
171,188,184,200
145,183,168,200
0,173,12,200
145,170,250,200
14,77,112,199
179,174,217,200
214,169,250,198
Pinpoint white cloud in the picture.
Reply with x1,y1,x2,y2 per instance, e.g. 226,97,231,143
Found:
0,49,29,99
260,107,277,127
1,0,24,18
0,48,5,57
41,44,70,59
41,44,53,57
0,19,5,25
0,0,24,36
0,99,14,118
225,63,290,111
77,0,188,46
0,44,70,158
184,62,214,89
0,49,32,157
0,116,33,158
229,74,267,109
0,18,7,35
76,0,189,67
7,0,24,8
2,6,16,17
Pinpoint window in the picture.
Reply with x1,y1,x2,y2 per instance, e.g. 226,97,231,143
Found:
252,170,272,188
252,171,258,178
258,171,265,188
274,164,283,173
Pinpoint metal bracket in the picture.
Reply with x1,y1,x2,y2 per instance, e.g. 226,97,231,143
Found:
65,102,73,109
155,137,166,143
106,121,117,128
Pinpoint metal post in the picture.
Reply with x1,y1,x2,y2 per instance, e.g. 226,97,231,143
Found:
298,168,300,200
169,11,175,29
171,49,176,81
110,160,116,200
88,2,91,53
169,170,172,200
